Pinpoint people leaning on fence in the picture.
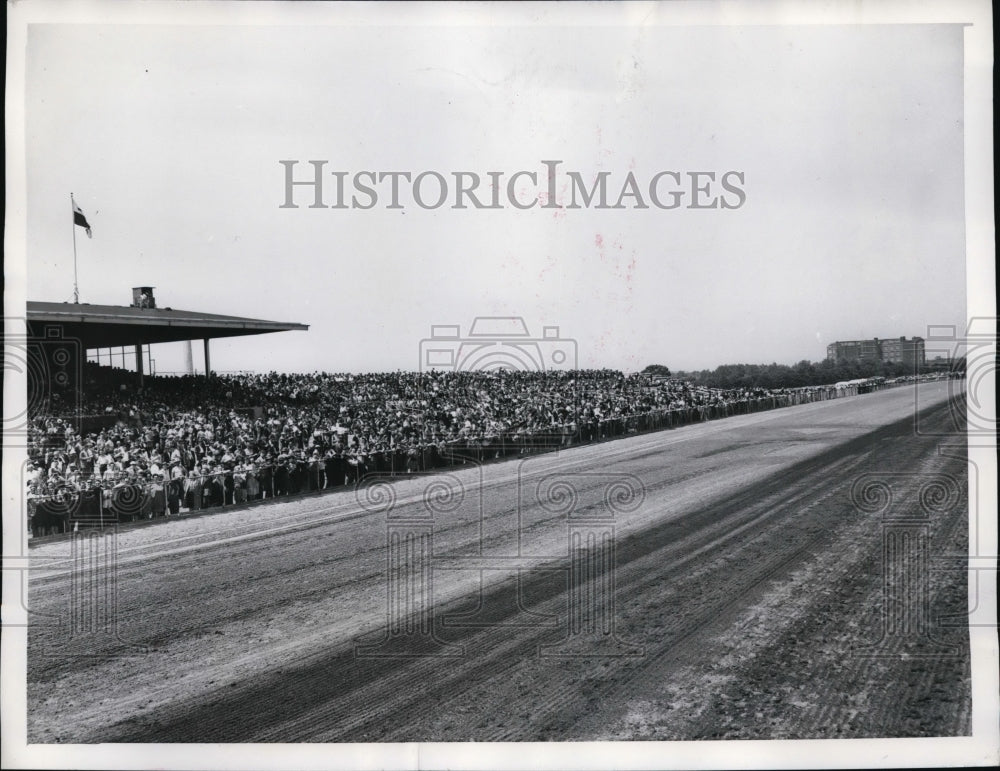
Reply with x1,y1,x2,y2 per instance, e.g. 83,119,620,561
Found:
26,367,899,534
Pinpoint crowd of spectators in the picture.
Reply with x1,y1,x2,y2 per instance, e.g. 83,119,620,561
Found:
25,366,842,536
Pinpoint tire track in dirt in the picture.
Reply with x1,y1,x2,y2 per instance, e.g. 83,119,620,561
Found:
301,401,969,742
82,399,968,742
585,413,970,740
27,385,969,742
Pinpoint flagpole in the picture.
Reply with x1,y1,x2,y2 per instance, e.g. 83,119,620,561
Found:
71,192,79,304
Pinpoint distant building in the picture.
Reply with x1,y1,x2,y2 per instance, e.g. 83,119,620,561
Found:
826,339,881,363
880,336,926,366
826,336,925,367
926,354,953,371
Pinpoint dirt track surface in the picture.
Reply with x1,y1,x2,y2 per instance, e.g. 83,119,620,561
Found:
27,382,971,742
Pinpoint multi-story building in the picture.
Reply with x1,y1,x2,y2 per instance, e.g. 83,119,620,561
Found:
826,339,881,363
826,336,925,367
880,336,926,366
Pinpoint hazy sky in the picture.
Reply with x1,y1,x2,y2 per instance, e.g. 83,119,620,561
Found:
23,15,967,374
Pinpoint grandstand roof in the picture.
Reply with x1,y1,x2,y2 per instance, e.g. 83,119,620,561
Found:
26,301,308,349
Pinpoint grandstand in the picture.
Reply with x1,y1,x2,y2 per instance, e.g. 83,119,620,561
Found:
26,288,308,388
24,366,886,537
23,290,958,538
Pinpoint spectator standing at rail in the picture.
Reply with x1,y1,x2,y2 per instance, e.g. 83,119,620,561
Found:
185,468,202,511
31,366,900,528
308,451,324,492
258,456,274,499
246,462,260,501
166,473,183,515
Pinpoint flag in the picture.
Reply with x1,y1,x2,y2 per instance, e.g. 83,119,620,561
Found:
72,199,92,238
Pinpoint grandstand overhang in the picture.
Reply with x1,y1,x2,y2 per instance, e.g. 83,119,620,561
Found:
26,301,309,350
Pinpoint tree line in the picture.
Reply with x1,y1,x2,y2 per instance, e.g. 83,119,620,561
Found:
643,356,963,390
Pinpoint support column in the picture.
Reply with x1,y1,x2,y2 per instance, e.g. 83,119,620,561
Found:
203,338,212,376
134,344,144,387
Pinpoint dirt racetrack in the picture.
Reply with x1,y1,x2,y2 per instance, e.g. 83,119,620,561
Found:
26,381,971,742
